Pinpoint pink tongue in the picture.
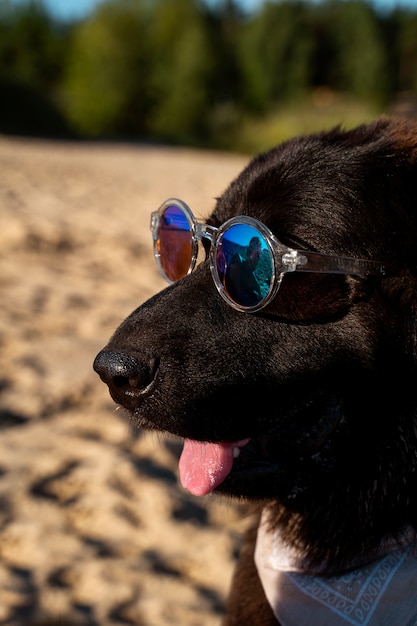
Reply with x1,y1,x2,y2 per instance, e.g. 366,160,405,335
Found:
179,438,249,496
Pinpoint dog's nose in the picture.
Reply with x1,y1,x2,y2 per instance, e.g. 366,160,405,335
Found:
93,349,158,407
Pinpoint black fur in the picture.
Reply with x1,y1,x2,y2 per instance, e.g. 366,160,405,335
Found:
94,117,417,625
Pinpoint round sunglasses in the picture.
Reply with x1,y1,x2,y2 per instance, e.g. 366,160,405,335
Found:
150,198,387,313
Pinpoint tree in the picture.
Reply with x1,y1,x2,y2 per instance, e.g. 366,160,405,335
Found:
396,10,417,96
63,0,151,137
237,1,313,112
147,0,215,144
0,0,71,136
325,0,389,101
0,0,67,89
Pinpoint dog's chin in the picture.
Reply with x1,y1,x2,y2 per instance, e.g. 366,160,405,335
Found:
212,440,296,499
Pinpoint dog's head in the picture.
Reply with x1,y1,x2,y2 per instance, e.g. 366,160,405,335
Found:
94,117,417,568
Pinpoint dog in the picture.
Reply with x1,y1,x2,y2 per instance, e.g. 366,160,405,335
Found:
94,116,417,625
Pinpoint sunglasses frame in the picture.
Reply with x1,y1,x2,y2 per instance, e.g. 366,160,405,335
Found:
151,198,388,313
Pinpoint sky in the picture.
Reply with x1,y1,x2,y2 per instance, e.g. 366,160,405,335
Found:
9,0,417,22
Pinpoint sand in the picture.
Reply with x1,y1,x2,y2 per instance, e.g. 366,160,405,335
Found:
0,136,253,626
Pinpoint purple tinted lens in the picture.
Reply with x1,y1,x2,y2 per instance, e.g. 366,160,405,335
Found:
157,205,193,282
215,223,273,308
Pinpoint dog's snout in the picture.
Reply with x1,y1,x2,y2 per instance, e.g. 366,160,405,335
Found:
93,349,158,406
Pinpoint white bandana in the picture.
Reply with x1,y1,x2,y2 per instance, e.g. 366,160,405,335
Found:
255,509,417,625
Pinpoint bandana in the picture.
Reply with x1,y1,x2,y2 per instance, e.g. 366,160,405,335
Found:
255,509,417,626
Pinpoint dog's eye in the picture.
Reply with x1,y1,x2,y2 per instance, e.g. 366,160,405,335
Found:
264,273,352,322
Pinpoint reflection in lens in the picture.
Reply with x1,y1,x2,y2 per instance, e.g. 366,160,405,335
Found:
157,205,193,281
216,223,273,308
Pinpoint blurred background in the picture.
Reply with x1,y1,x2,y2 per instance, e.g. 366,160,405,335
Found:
1,1,417,625
1,0,417,153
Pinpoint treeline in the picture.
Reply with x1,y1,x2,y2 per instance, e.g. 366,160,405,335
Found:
1,0,417,149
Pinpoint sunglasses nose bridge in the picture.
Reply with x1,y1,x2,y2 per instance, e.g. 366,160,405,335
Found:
196,223,218,261
198,223,217,242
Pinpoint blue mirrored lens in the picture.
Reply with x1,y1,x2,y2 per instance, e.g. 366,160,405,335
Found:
158,205,193,281
215,223,273,308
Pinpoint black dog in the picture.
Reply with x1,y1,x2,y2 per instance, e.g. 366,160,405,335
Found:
94,117,417,625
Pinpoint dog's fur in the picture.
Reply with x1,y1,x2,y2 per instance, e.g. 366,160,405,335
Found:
94,116,417,625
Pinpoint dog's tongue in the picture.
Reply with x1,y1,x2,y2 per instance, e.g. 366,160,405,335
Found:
179,438,249,496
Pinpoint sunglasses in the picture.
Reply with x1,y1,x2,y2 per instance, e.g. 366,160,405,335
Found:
150,198,387,313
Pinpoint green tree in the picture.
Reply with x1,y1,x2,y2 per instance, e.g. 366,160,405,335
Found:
147,0,215,144
396,10,417,96
326,0,389,102
63,0,151,137
237,1,313,112
0,0,71,136
0,0,67,89
202,0,246,143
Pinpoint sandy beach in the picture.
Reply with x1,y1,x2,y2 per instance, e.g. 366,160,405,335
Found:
0,136,253,625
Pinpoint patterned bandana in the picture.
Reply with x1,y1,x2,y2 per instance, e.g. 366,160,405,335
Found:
255,509,417,626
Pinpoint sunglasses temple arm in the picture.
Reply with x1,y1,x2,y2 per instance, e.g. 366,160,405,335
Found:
282,250,387,277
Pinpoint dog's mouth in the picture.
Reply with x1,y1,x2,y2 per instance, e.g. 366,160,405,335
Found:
130,383,344,499
178,438,251,496
176,397,343,498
